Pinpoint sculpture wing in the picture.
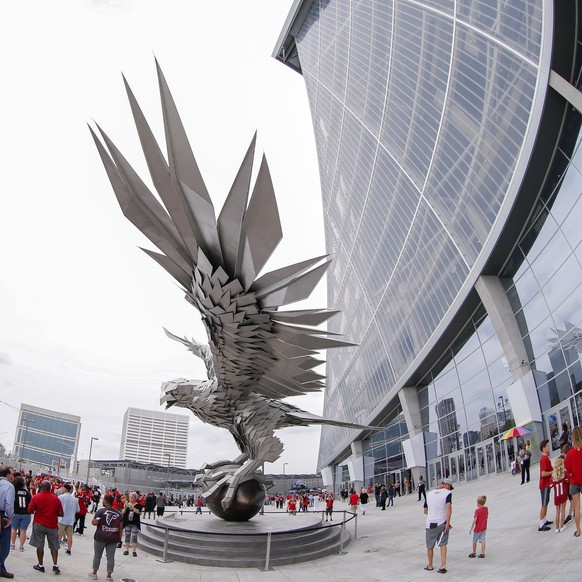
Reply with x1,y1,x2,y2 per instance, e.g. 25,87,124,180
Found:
92,61,355,400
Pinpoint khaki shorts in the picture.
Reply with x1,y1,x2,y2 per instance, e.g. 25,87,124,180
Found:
29,523,60,551
58,524,73,537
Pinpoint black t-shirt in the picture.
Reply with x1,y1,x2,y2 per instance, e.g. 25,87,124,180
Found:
94,507,122,544
14,489,32,515
122,503,142,529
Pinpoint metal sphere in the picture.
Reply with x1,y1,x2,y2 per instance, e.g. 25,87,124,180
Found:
205,479,265,521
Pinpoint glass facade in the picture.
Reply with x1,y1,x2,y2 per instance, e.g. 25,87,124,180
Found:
276,0,580,487
15,405,80,471
402,121,582,485
292,0,548,467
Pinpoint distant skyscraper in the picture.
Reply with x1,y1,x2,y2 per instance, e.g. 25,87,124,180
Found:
14,404,80,471
119,407,189,468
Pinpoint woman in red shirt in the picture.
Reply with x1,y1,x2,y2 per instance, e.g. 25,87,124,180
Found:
565,426,582,537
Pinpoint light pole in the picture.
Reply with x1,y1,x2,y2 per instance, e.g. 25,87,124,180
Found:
86,437,99,485
164,453,171,494
19,417,35,471
283,462,288,475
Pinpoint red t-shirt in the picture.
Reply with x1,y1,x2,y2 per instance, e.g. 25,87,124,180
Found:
326,498,334,510
76,491,91,515
29,492,63,529
350,493,359,506
288,500,296,511
473,506,488,532
539,455,552,489
552,478,569,506
565,447,582,486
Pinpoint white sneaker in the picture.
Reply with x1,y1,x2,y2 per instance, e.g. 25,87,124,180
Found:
556,528,560,533
88,573,98,580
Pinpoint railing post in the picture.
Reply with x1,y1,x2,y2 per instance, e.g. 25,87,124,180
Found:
262,532,273,571
354,512,358,540
155,525,173,563
338,519,345,553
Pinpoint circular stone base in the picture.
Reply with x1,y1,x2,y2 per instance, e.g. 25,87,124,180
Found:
157,510,323,535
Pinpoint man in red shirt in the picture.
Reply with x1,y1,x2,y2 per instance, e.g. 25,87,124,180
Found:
28,481,64,574
538,439,553,532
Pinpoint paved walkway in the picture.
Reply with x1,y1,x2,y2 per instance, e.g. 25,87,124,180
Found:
4,464,580,581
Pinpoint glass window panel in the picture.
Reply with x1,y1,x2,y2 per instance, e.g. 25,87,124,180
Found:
457,349,487,385
550,167,582,227
488,358,513,389
525,316,554,361
542,254,582,312
513,266,540,309
481,335,504,366
434,367,460,400
530,229,572,286
521,292,551,334
460,369,491,406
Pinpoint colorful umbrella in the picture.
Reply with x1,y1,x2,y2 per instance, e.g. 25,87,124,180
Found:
500,426,532,440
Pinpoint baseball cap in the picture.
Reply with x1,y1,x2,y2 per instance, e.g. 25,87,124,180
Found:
442,478,454,490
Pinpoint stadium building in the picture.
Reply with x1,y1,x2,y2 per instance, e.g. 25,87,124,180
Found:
274,0,582,491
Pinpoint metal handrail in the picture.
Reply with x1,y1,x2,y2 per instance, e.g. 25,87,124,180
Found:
142,508,357,568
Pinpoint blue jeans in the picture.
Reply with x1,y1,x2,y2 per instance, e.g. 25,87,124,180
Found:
0,516,11,573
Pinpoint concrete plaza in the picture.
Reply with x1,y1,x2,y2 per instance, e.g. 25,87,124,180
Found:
4,463,579,581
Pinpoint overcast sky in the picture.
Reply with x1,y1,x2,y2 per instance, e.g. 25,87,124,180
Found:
0,0,328,475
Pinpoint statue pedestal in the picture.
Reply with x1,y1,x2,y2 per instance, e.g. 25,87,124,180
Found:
139,510,351,567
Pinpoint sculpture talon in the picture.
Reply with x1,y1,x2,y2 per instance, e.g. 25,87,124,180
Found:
93,60,378,521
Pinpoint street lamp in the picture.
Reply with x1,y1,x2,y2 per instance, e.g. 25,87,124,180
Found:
86,437,99,485
19,417,35,471
164,452,171,493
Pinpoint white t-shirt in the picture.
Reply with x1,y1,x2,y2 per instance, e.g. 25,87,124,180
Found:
58,492,80,526
425,488,452,527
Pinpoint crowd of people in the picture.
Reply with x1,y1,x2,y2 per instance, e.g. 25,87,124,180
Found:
421,424,582,574
0,468,174,579
1,428,581,578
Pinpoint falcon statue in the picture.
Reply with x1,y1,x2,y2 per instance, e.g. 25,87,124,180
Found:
91,61,372,516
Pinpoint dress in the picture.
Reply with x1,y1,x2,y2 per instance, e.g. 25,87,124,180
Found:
552,478,569,506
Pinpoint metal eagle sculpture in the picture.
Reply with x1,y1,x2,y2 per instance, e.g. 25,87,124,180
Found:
91,61,372,520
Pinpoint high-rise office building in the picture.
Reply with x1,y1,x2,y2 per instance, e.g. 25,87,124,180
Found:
14,404,81,472
119,407,189,468
275,1,582,491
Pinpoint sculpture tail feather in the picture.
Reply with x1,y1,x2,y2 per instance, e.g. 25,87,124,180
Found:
288,410,383,431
